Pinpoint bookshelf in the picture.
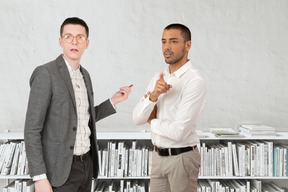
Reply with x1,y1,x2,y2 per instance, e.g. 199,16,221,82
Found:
1,131,288,191
198,131,288,191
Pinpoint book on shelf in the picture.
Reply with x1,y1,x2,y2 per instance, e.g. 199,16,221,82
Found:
273,143,288,177
2,180,15,192
199,140,287,177
117,142,125,177
2,179,34,192
26,180,35,192
91,178,97,192
10,142,21,175
231,143,239,176
95,180,148,192
1,142,16,175
0,141,29,176
97,140,152,178
92,179,287,192
198,179,211,192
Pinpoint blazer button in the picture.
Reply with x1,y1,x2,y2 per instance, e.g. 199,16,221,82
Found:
70,146,74,150
73,127,76,131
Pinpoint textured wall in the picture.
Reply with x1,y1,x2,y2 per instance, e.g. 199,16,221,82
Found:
0,0,287,132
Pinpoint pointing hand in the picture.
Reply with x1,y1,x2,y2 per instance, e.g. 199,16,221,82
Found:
149,73,172,102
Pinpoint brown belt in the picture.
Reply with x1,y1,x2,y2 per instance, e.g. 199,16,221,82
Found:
154,145,197,156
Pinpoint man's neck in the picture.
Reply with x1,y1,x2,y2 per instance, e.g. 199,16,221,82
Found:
63,55,80,70
169,58,189,74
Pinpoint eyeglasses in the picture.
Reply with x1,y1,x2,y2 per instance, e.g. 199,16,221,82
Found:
62,34,87,44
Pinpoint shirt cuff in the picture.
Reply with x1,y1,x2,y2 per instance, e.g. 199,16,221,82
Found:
109,98,117,110
32,173,47,181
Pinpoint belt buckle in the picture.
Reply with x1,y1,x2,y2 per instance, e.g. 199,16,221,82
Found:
155,146,160,155
155,146,163,156
168,148,172,156
80,155,84,162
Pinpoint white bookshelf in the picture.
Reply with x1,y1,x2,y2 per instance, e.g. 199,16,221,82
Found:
0,175,30,179
1,131,288,190
0,132,24,140
199,131,288,141
0,131,152,140
198,131,288,190
97,131,151,140
98,176,150,180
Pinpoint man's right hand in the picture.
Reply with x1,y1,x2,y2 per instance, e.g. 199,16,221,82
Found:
149,73,172,102
35,179,53,192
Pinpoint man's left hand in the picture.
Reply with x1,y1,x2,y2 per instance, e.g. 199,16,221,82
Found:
111,85,132,105
148,105,157,124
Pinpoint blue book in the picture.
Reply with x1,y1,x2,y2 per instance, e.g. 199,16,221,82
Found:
273,147,278,177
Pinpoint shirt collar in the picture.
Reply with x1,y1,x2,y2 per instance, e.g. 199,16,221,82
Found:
62,55,81,74
165,60,193,78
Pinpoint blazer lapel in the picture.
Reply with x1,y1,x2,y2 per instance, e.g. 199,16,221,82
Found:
56,55,77,109
81,67,93,106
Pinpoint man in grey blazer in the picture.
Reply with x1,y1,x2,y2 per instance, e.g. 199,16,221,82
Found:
24,17,132,192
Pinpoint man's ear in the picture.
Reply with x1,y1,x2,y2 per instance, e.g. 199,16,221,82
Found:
59,37,63,48
185,40,191,52
85,39,89,49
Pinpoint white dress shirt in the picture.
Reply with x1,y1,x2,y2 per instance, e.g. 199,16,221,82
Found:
133,60,206,148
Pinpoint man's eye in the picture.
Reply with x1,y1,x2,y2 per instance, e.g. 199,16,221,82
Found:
78,36,84,39
65,35,72,39
172,41,177,43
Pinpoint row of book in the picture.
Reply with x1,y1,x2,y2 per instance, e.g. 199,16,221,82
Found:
3,179,287,192
0,141,29,176
98,141,152,177
199,140,288,177
92,179,148,192
198,179,287,192
3,179,34,192
2,139,288,178
92,179,288,192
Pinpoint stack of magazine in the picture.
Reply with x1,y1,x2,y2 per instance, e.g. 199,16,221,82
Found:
239,124,276,136
209,128,245,138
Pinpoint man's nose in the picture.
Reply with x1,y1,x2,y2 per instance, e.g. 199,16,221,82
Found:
72,37,78,44
163,43,171,50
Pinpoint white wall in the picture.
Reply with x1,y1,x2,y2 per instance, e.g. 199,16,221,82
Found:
0,0,287,132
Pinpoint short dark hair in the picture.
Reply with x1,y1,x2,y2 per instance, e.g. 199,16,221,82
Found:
60,17,89,38
164,23,191,42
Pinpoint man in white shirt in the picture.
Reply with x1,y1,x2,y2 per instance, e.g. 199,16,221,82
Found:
133,24,206,192
25,17,132,192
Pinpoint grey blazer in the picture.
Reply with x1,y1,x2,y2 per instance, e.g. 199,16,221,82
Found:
24,55,116,187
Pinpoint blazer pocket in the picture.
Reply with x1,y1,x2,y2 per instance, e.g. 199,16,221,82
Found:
43,139,59,172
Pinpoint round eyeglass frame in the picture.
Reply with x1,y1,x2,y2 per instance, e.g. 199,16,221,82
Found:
62,34,87,44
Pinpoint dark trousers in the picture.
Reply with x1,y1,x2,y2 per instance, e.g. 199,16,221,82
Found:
53,152,93,192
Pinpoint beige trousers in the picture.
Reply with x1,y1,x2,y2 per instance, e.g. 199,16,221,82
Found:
150,147,200,192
